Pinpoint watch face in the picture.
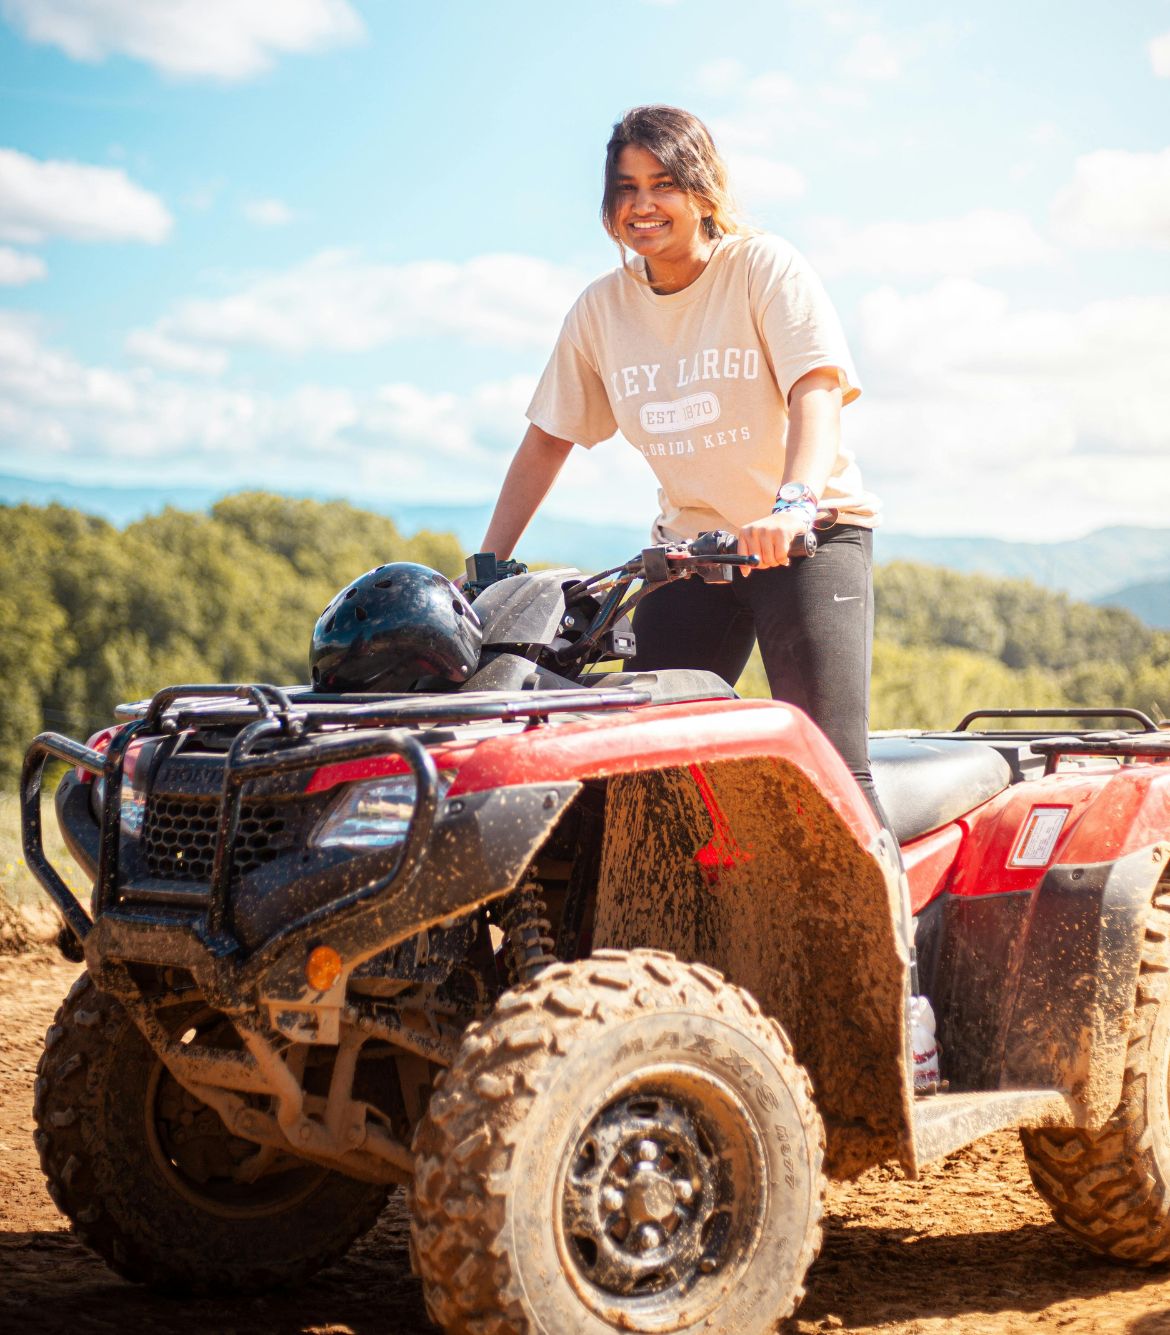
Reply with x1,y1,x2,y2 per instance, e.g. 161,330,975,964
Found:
778,482,811,503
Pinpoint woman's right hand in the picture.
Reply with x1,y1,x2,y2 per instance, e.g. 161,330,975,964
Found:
736,509,811,569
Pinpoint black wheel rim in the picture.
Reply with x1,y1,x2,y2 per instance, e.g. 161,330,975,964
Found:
144,1016,329,1220
556,1067,769,1325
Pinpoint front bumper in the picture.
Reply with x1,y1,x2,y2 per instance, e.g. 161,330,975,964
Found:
22,686,587,1032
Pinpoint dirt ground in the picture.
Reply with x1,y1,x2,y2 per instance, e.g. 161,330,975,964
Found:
3,955,1170,1335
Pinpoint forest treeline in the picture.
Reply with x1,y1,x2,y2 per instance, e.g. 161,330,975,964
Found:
2,492,1168,783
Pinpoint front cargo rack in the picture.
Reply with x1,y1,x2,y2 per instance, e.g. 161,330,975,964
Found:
24,680,652,958
114,681,653,730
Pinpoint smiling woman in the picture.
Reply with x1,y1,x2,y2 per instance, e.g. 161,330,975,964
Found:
479,104,892,830
599,105,742,287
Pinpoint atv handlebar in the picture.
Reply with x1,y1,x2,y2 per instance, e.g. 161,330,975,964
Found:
638,527,815,586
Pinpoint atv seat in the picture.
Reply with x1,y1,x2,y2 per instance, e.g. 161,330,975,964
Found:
588,669,738,705
870,737,1013,844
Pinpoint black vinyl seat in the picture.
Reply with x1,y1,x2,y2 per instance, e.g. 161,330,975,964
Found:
589,669,738,705
870,737,1013,845
467,655,738,705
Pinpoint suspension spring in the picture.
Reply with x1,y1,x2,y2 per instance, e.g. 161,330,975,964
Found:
500,883,556,984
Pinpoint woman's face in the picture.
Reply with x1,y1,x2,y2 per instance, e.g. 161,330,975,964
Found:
613,143,709,264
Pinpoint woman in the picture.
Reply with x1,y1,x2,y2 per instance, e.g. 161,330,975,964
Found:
480,104,886,822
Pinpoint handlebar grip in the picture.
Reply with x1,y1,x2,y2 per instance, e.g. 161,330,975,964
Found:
693,529,818,561
691,530,740,558
790,530,817,559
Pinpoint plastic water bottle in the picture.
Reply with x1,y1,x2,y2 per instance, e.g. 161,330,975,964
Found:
910,995,941,1093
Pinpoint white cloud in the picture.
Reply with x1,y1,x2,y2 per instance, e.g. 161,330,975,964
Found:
243,197,293,227
696,61,807,213
145,249,587,356
726,153,806,203
0,312,504,493
125,327,228,377
0,0,364,82
0,313,664,523
1029,122,1062,146
1052,148,1170,249
1150,30,1170,77
0,147,172,245
811,210,1057,279
0,246,46,285
847,280,1170,537
184,179,224,213
701,64,795,120
840,31,902,81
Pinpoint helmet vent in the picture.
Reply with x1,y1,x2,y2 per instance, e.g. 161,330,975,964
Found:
345,587,357,600
374,577,394,589
355,605,368,621
325,615,336,632
452,599,465,616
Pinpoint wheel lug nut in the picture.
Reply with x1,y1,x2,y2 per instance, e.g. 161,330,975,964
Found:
636,1139,660,1165
673,1178,695,1204
601,1187,625,1213
635,1224,663,1252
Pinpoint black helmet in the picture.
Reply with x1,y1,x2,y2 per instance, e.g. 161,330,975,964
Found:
310,562,482,693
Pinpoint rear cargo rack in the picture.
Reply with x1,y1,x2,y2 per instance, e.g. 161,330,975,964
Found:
955,707,1161,734
1030,733,1170,774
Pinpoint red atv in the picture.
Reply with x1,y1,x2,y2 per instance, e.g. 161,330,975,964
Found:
21,533,1170,1335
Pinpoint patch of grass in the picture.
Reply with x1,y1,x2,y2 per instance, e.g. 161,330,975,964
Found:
0,784,89,911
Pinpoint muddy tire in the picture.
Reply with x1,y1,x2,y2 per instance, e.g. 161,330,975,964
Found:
1020,881,1170,1263
34,972,388,1293
410,948,825,1334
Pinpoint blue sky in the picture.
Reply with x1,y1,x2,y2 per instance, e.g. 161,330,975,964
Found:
1,0,1168,541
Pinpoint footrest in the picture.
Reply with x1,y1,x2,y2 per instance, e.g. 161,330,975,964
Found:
913,1088,1075,1165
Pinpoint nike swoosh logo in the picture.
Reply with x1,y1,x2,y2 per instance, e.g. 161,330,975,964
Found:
833,594,861,602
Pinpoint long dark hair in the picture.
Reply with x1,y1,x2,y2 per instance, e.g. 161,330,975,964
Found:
601,105,744,255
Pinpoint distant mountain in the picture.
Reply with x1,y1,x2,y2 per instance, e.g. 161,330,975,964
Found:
0,472,647,572
3,471,1168,622
388,501,647,570
873,528,1170,604
0,472,227,527
1094,578,1170,630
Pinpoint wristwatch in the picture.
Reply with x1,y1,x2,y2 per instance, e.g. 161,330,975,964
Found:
772,481,818,520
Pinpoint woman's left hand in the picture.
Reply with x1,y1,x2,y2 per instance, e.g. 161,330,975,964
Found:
736,510,811,569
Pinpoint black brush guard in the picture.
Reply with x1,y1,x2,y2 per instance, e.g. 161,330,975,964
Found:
21,680,647,1014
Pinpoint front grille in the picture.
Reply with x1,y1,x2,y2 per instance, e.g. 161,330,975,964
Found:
142,796,295,883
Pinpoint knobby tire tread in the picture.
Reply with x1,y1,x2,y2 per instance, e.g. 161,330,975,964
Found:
1020,881,1170,1264
33,972,388,1294
408,948,825,1335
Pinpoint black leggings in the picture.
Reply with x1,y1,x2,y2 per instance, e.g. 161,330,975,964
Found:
630,525,889,827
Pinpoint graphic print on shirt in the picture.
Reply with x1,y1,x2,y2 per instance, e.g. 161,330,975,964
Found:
524,233,876,539
608,347,759,460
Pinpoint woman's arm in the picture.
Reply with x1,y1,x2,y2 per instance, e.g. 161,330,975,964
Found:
479,423,575,559
737,366,844,568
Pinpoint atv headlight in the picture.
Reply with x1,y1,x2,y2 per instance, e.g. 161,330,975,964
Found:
312,772,454,850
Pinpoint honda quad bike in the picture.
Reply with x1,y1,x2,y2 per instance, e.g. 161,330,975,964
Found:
21,532,1170,1334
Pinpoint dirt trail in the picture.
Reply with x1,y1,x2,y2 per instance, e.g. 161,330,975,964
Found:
3,955,1169,1335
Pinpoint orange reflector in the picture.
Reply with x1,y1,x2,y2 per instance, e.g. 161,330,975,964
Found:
305,945,343,991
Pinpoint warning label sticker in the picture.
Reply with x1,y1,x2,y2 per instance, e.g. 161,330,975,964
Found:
1009,806,1070,868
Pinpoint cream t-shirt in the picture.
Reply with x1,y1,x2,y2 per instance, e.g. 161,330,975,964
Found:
527,232,880,541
